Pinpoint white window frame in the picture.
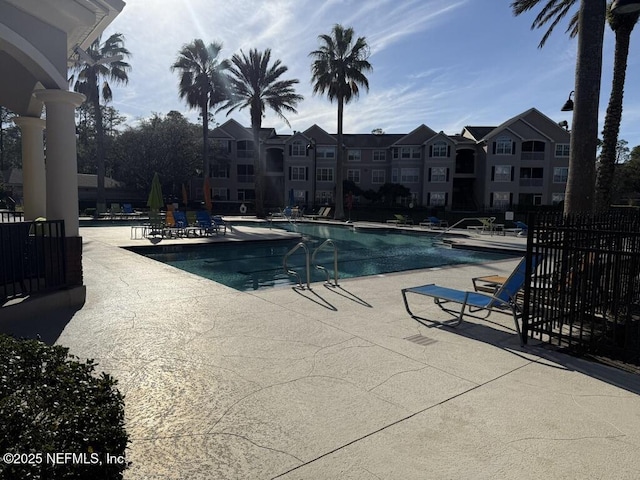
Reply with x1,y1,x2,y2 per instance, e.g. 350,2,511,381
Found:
291,166,306,181
555,144,570,157
315,190,333,203
373,150,386,162
494,165,511,182
212,188,228,200
496,136,513,155
400,167,420,183
372,169,386,184
291,140,305,157
430,167,447,183
316,147,335,159
347,149,361,162
432,141,448,158
553,167,569,183
492,192,510,208
429,192,446,206
552,192,565,204
316,167,334,182
347,169,361,183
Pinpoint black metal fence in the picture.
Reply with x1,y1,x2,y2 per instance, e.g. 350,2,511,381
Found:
522,211,640,365
0,221,67,302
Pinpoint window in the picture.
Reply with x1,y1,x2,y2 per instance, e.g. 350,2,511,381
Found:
211,164,229,178
552,192,565,204
521,140,545,160
373,150,386,162
553,167,568,183
316,168,334,182
347,149,361,162
491,192,511,208
494,165,512,182
316,147,335,159
215,139,231,154
212,188,228,200
315,190,333,203
391,168,399,183
393,147,421,159
431,141,448,158
291,140,305,157
291,166,307,181
293,189,306,203
400,168,420,183
237,189,255,201
429,192,446,206
519,167,544,187
347,169,360,183
372,169,386,184
237,164,254,183
495,136,513,155
555,144,570,157
237,140,254,158
430,167,447,183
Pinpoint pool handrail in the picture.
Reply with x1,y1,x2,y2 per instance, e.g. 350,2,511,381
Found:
283,242,311,289
311,239,339,287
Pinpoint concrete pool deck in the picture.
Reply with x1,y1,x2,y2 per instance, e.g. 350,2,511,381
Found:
5,221,640,479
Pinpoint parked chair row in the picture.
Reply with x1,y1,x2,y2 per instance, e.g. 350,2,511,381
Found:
144,210,228,238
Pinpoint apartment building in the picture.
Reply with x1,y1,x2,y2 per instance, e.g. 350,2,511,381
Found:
208,108,570,211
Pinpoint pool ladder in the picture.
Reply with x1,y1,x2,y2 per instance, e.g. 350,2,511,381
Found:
283,239,339,289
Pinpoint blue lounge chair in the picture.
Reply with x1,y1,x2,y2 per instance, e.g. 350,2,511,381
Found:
401,256,538,343
514,221,528,236
196,210,217,236
212,215,227,235
420,216,448,228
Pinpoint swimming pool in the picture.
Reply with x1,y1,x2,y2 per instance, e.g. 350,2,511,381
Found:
130,223,514,291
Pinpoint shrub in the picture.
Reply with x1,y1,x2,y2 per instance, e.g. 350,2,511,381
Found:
0,335,129,479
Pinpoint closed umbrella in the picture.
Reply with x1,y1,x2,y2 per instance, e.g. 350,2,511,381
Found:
181,183,188,207
203,176,212,213
147,172,164,211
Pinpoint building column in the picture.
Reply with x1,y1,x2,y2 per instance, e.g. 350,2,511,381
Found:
34,89,85,288
33,89,85,236
12,116,46,221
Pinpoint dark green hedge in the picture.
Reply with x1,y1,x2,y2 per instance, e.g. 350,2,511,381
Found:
0,334,128,479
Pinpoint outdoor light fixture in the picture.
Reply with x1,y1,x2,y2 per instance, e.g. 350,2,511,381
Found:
561,91,574,112
611,0,640,14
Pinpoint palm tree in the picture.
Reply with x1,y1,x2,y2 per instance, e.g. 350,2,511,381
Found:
310,24,372,219
171,39,230,180
513,1,639,213
220,48,303,217
73,33,131,214
596,8,639,209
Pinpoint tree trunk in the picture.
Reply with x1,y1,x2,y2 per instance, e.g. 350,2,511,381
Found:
94,88,106,214
596,15,637,211
334,98,345,220
252,121,264,218
565,0,606,215
202,104,210,179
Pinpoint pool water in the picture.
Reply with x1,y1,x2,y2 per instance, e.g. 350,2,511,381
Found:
132,223,513,291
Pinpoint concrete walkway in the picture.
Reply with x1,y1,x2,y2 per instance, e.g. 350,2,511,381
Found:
8,222,640,479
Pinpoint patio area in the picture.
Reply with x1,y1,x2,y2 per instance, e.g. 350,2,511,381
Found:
3,223,640,479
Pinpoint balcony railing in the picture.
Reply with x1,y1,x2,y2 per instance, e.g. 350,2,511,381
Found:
519,178,543,187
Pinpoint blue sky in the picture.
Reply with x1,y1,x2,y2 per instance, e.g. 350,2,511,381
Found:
103,0,640,149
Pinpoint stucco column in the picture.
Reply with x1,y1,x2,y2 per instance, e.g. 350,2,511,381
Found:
34,89,85,236
12,116,46,221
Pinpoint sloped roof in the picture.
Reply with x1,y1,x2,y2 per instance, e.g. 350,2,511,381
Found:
463,126,495,141
393,124,438,145
343,133,404,148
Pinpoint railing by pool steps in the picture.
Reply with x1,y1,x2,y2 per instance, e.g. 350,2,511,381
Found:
283,239,340,289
